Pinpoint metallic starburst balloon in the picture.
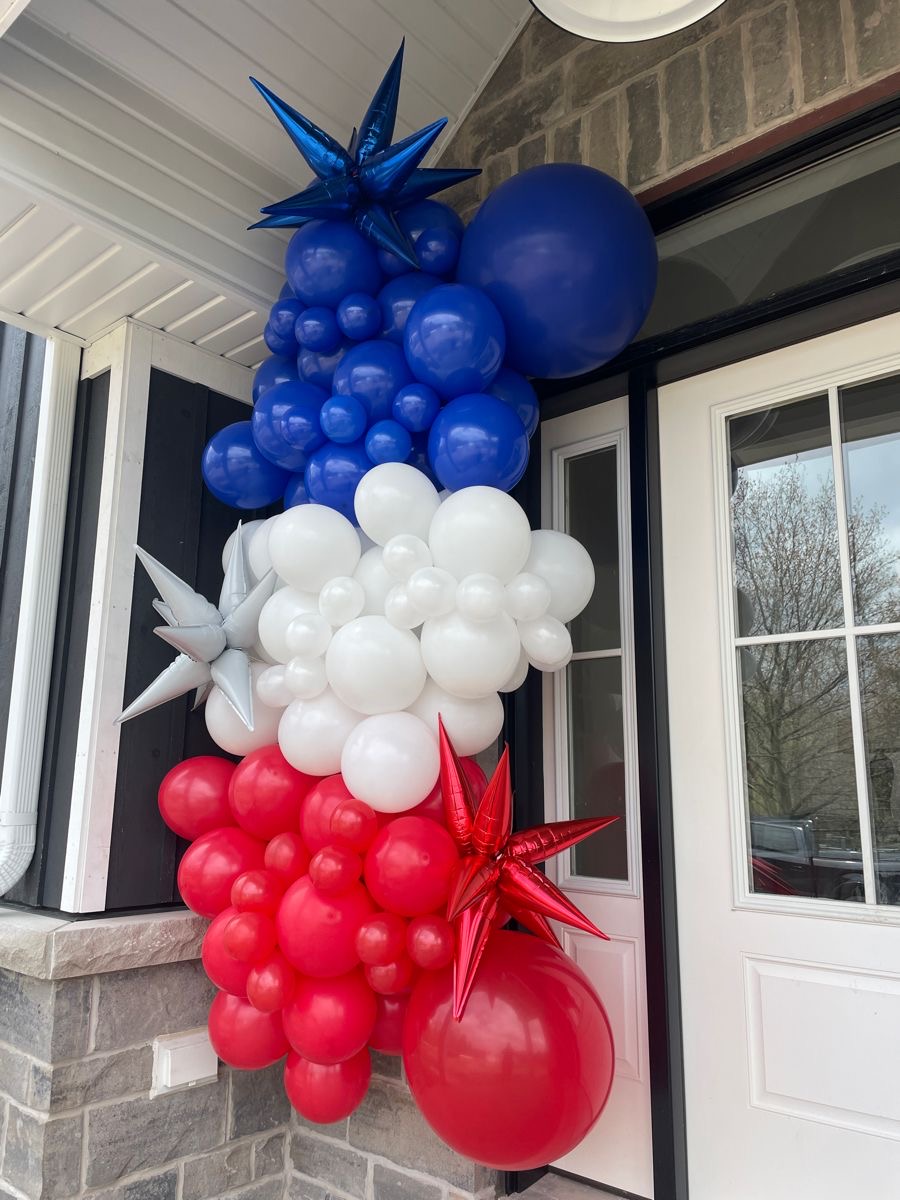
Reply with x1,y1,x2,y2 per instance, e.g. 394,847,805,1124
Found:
117,527,275,730
249,42,480,266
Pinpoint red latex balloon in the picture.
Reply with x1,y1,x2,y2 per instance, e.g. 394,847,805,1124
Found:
364,955,416,995
277,875,375,977
284,1048,371,1124
363,817,458,917
369,993,408,1056
208,990,289,1070
407,915,455,970
309,846,362,894
247,952,297,1013
177,828,266,917
223,912,277,964
403,931,615,1170
229,745,315,840
355,913,408,966
201,907,252,996
301,776,355,852
158,756,236,840
330,798,379,854
411,756,489,825
282,969,377,1065
231,869,283,914
264,832,310,885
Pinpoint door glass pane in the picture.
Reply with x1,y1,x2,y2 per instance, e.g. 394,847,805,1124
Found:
857,634,900,904
566,447,619,652
839,375,900,627
729,395,842,637
567,657,627,881
742,639,862,901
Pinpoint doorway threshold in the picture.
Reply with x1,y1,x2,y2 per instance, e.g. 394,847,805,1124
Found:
518,1173,622,1199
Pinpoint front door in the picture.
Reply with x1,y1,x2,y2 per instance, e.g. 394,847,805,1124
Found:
659,313,900,1199
542,397,654,1198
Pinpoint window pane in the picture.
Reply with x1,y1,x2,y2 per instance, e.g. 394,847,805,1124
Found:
566,446,619,652
742,639,862,902
840,375,900,627
857,634,900,904
729,396,843,637
567,657,628,880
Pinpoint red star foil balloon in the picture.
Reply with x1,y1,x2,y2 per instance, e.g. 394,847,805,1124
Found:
438,717,618,1019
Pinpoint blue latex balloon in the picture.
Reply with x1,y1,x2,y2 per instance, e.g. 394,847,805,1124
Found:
392,382,441,433
284,474,310,507
296,306,341,353
377,200,464,275
286,220,383,308
320,395,369,444
264,321,296,357
251,380,327,470
332,340,413,423
404,283,506,400
269,296,304,339
305,441,370,522
253,355,300,403
427,393,529,493
366,419,412,465
457,163,658,379
415,227,459,276
202,421,290,509
337,293,381,341
298,340,351,391
487,368,540,438
408,432,440,487
378,272,442,345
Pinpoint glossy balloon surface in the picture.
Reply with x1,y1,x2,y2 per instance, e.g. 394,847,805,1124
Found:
229,745,315,840
277,876,375,977
284,1048,371,1124
202,422,291,509
201,907,252,996
208,991,289,1070
404,284,505,400
428,393,528,493
286,220,383,307
158,757,236,841
363,816,458,916
283,969,376,1064
177,828,266,918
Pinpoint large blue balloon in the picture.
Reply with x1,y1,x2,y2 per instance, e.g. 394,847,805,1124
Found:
457,164,658,379
404,284,506,400
427,393,528,493
298,340,350,391
202,421,290,509
305,441,370,522
286,220,383,308
251,380,327,471
333,340,413,423
253,355,300,403
378,272,442,345
487,368,539,438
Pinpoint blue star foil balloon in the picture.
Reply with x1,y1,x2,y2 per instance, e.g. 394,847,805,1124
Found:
248,43,480,268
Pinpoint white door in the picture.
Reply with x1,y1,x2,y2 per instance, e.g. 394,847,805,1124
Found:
660,312,900,1200
542,397,654,1198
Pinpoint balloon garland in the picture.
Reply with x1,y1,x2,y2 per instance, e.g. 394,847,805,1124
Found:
128,40,659,1171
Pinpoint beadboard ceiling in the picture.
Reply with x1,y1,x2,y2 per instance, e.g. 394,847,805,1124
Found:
0,0,529,358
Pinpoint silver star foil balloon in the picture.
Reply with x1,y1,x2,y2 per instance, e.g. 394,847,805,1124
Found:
117,526,275,730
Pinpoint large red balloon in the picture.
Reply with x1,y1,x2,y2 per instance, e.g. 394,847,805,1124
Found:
369,993,408,1056
229,745,315,840
208,991,289,1070
276,875,375,977
282,969,377,1065
201,907,252,996
403,931,615,1170
247,952,297,1013
301,776,355,852
177,828,266,917
363,817,458,917
158,756,236,840
284,1048,371,1124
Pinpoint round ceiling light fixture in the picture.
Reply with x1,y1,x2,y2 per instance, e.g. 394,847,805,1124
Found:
531,0,727,42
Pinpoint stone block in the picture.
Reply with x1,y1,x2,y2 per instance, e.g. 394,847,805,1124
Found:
369,1051,401,1081
586,95,623,182
468,66,565,161
224,1182,283,1200
228,1062,290,1138
483,152,513,197
851,0,900,77
373,1163,443,1200
92,959,214,1052
91,1170,179,1200
0,969,53,1061
479,32,526,110
0,1041,35,1108
2,1107,82,1200
553,115,583,163
748,5,795,125
182,1141,252,1199
795,0,847,101
47,1045,152,1111
444,174,482,218
290,1129,368,1199
523,11,583,72
254,1130,286,1178
664,49,705,168
287,1176,340,1200
85,1077,227,1186
705,28,748,147
626,75,663,187
517,132,547,172
52,976,93,1060
291,1108,348,1140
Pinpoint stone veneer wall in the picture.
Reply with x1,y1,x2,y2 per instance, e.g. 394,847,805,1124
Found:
439,0,900,217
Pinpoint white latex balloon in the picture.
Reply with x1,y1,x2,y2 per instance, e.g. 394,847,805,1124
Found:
256,664,294,708
523,530,596,623
341,713,439,813
206,662,283,755
318,576,365,626
285,613,333,658
325,616,425,714
505,572,552,621
248,516,279,581
420,611,521,699
384,584,425,630
428,487,531,583
258,588,318,663
269,505,361,592
278,688,362,776
456,573,505,622
408,679,504,756
285,655,327,699
354,463,441,545
222,520,265,579
499,648,530,693
382,534,432,581
407,567,457,618
519,615,574,670
353,547,394,616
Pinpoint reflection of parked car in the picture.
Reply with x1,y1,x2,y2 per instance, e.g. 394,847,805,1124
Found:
750,818,900,903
